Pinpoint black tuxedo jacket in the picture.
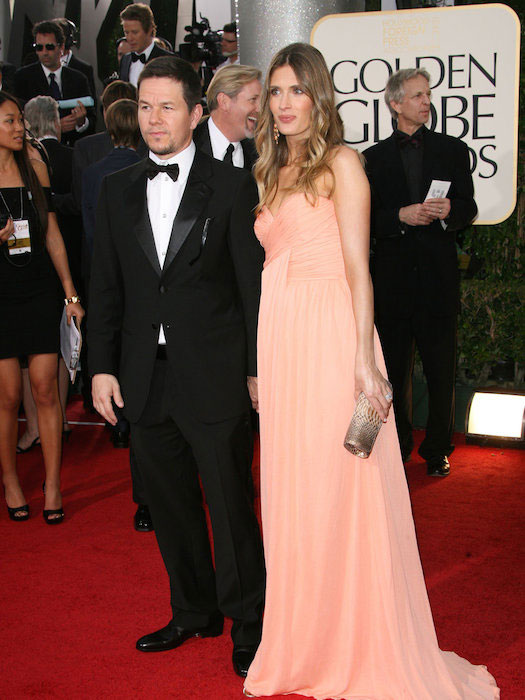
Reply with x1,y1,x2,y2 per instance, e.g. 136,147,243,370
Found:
88,149,264,423
364,127,476,319
13,62,95,145
193,118,258,172
118,44,172,82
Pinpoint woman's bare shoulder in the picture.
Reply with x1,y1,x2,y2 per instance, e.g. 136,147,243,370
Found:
31,158,51,187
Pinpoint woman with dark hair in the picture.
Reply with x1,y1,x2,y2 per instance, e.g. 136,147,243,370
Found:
243,44,497,699
0,92,84,523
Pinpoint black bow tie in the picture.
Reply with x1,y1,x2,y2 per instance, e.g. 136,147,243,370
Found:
395,129,423,149
131,53,146,64
146,159,180,182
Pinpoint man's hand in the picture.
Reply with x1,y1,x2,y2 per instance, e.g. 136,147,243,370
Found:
247,376,258,412
422,197,451,221
92,373,124,425
399,203,435,227
60,114,78,133
71,100,87,127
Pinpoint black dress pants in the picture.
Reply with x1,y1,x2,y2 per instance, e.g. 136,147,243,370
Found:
131,358,265,647
377,309,456,461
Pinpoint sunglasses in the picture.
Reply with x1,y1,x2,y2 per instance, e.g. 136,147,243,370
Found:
33,42,59,52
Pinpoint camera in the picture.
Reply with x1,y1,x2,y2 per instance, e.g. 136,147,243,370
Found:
179,14,224,70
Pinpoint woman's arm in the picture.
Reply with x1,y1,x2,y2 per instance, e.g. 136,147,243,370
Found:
33,160,84,326
331,146,391,421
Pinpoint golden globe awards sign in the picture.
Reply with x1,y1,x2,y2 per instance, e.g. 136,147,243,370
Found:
312,4,520,224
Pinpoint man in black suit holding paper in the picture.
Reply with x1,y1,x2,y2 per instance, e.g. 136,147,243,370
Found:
14,20,95,146
364,68,477,477
88,57,265,678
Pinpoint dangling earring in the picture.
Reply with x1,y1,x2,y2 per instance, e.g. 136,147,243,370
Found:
273,121,280,145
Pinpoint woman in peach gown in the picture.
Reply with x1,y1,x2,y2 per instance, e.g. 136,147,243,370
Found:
243,43,498,700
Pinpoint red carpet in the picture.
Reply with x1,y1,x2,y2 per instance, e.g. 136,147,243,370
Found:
2,396,523,699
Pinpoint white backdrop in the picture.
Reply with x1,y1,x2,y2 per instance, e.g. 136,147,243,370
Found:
312,5,521,224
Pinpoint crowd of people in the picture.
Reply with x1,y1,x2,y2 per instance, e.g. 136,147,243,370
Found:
0,3,499,698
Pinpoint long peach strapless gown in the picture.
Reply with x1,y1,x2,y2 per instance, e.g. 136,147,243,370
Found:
244,193,498,700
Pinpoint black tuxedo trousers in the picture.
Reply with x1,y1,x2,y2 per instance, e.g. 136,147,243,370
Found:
132,357,264,644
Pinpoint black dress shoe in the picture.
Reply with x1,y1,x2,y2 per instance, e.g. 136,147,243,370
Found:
426,455,450,477
232,646,258,678
134,504,154,532
136,615,224,652
111,429,130,448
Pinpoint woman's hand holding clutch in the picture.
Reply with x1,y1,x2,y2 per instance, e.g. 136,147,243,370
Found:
354,360,393,423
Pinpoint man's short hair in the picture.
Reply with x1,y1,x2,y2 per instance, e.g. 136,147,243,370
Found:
120,3,156,34
223,22,237,34
101,80,136,111
105,98,140,149
384,68,431,119
24,95,60,139
138,57,202,112
32,20,64,45
206,65,261,113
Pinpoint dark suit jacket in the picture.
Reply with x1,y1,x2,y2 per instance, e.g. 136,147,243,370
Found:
40,137,82,288
364,126,476,319
193,118,258,172
88,150,264,423
67,54,97,113
13,62,95,145
0,62,16,94
82,147,141,265
118,44,172,82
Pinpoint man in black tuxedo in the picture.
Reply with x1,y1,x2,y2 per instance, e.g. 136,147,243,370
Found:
364,68,477,477
13,20,95,147
0,61,16,93
88,57,265,678
194,64,260,171
118,3,172,86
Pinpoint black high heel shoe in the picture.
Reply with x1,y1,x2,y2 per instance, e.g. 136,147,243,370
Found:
42,482,64,525
7,504,30,521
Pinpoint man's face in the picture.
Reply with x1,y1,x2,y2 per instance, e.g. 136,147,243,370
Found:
138,77,202,159
391,75,431,131
224,79,261,140
221,31,237,58
122,19,153,54
34,33,63,71
117,39,131,64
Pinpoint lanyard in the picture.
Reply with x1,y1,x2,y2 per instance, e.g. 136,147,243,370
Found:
0,187,24,220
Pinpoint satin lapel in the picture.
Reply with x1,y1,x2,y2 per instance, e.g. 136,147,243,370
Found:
384,134,410,204
162,151,212,272
124,161,162,277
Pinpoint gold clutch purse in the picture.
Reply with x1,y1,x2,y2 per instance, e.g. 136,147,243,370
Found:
344,392,384,459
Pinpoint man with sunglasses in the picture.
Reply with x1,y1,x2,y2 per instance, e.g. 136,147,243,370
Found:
14,20,95,146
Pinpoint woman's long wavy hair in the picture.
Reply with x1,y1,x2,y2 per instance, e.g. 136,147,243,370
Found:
254,43,344,213
0,91,48,235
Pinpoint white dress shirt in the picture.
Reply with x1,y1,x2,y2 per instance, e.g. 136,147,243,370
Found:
147,141,196,344
42,64,89,133
207,115,244,168
128,40,155,87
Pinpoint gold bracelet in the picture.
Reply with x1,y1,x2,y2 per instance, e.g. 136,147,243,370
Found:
64,295,80,306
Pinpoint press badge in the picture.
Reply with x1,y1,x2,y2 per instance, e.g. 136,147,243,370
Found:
8,219,31,255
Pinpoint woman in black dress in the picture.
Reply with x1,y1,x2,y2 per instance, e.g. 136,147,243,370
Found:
0,92,84,523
